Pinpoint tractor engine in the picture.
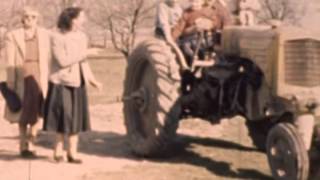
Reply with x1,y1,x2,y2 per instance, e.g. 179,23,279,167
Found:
180,55,293,124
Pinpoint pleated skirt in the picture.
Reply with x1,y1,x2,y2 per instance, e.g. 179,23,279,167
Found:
43,81,90,134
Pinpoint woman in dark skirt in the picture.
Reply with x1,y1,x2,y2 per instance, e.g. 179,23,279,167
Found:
43,7,102,163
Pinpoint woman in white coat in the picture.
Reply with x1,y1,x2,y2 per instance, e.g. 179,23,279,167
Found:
5,7,51,158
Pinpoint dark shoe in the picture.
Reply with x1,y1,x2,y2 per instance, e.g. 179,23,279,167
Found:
20,150,37,159
53,155,64,163
67,155,82,164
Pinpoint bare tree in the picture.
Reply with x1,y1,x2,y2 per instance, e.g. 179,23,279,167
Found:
0,0,88,57
257,0,307,25
89,0,156,58
23,0,83,28
0,0,157,58
0,0,25,57
0,0,25,30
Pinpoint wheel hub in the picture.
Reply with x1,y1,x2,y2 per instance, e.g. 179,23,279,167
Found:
270,139,295,178
130,87,149,112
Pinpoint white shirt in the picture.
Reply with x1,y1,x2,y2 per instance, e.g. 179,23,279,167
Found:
155,2,182,41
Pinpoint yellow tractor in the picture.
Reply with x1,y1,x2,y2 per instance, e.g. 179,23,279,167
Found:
123,24,320,180
223,25,320,180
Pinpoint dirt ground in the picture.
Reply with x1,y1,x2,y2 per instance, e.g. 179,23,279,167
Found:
0,102,272,180
0,56,318,180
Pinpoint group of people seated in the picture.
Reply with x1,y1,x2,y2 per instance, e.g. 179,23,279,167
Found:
155,0,233,68
155,0,259,68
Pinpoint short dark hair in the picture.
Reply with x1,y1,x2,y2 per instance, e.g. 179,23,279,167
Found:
57,7,83,31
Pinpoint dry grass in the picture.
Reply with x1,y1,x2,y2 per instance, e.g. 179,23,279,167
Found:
0,49,127,105
87,52,126,105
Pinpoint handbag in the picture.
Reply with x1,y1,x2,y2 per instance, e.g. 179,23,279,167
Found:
0,48,22,112
0,81,21,112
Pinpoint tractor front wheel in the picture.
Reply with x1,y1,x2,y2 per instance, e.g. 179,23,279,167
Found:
266,123,309,180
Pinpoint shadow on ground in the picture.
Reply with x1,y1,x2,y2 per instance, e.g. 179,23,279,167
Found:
154,134,271,180
36,130,272,179
0,149,49,161
0,150,21,161
36,131,134,159
166,149,272,180
0,136,19,140
179,134,258,152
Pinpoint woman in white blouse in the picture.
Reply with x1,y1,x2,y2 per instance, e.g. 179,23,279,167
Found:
43,7,101,163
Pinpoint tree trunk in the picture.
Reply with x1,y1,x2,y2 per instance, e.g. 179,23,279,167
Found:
62,0,72,8
103,31,108,49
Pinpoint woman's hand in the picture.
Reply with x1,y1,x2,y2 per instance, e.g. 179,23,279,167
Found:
86,48,100,56
90,80,103,91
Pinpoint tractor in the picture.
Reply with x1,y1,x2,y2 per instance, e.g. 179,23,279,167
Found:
122,24,320,180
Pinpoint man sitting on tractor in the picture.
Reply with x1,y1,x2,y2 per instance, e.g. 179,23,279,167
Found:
171,0,231,68
204,0,233,31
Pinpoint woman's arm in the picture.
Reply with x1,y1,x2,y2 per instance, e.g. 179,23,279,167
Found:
5,32,16,89
51,33,88,68
81,61,102,89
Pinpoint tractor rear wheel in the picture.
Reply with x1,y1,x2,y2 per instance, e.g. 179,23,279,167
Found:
123,38,181,156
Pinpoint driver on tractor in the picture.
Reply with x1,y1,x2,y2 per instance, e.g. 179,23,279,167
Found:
171,0,232,68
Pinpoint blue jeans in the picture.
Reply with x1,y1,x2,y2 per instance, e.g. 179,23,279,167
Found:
179,32,215,66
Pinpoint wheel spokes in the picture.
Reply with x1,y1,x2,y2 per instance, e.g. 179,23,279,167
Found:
270,137,297,179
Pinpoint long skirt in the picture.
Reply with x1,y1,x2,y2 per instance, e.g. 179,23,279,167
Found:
20,60,43,126
43,82,90,134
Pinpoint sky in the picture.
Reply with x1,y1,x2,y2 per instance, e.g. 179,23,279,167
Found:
301,0,320,31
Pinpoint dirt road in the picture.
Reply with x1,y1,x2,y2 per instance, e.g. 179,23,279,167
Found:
0,100,274,180
0,58,318,180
